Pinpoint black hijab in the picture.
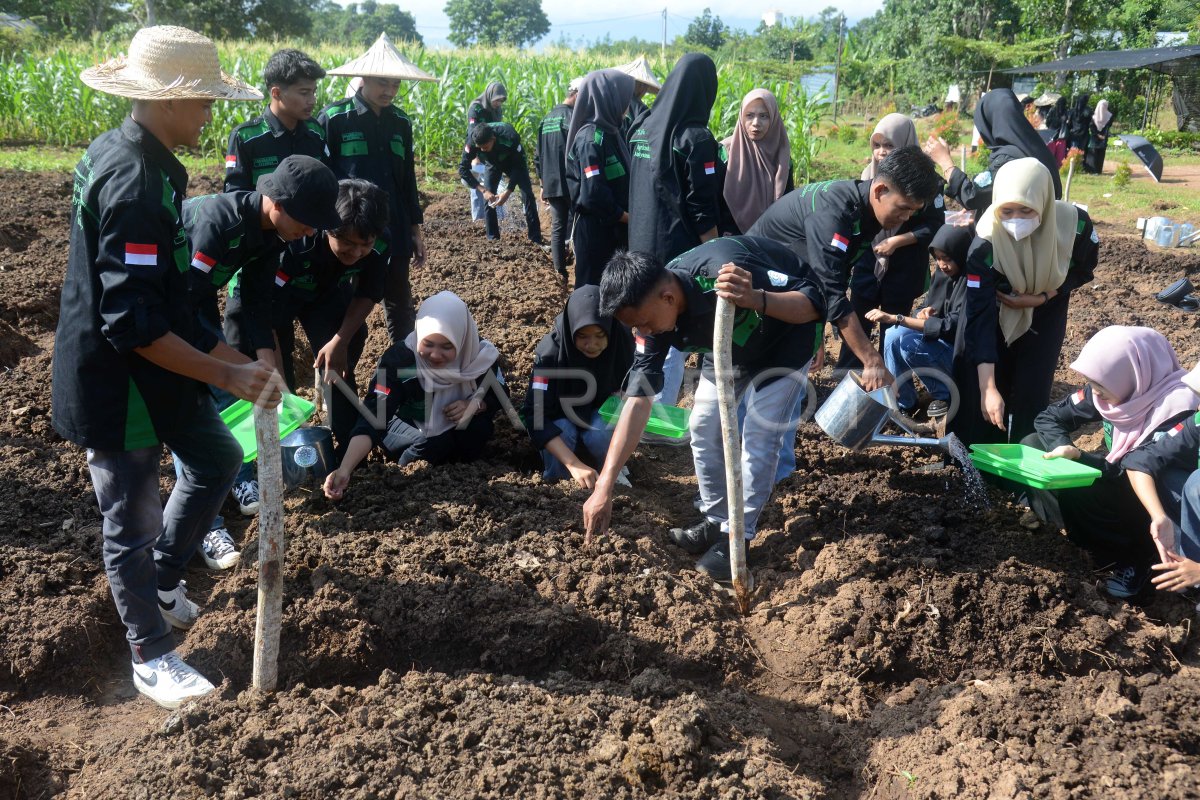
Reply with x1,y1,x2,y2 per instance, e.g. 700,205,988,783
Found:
639,53,719,184
551,285,634,410
928,224,973,268
566,69,636,160
975,89,1062,199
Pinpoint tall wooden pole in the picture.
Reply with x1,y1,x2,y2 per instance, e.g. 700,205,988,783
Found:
714,298,752,613
832,13,845,124
252,403,285,692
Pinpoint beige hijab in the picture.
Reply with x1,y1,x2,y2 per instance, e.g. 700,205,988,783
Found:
721,89,791,233
861,113,917,179
977,158,1078,344
403,291,499,437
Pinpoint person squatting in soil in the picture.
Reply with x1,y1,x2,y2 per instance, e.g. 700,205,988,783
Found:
565,69,635,288
869,224,976,420
180,155,340,560
273,179,391,456
324,291,507,500
747,146,944,393
464,81,508,227
955,157,1097,446
1020,327,1198,599
319,54,427,344
924,88,1063,214
458,121,544,245
627,53,724,407
584,236,827,584
1124,366,1200,601
535,76,582,279
835,114,946,375
524,285,635,488
52,25,280,710
224,48,329,193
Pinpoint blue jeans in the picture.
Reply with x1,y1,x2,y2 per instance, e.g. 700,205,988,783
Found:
86,400,242,662
882,325,954,411
656,347,687,406
542,411,614,480
1162,468,1200,561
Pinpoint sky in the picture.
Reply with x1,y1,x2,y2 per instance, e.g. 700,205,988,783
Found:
347,1,887,49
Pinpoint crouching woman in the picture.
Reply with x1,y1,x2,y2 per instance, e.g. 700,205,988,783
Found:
324,291,506,500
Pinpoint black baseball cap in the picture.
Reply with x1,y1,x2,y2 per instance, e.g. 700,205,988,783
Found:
257,155,341,231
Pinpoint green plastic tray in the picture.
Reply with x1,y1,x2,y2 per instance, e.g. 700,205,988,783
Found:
969,443,1101,490
220,394,316,463
598,396,691,439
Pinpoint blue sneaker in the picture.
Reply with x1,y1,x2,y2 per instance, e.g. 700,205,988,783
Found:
1104,563,1149,599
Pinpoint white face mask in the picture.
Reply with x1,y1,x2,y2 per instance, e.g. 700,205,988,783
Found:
1001,216,1040,241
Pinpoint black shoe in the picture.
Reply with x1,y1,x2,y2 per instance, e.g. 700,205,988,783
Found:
1104,562,1150,599
692,490,702,511
927,399,950,418
1156,277,1194,305
668,519,721,555
695,538,755,588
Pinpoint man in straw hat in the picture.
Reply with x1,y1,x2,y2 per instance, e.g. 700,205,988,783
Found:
615,55,660,137
320,33,435,344
52,25,281,709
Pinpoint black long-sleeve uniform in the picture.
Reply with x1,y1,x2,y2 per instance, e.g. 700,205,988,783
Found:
349,342,507,466
746,179,884,326
954,212,1099,445
566,125,629,287
224,108,329,193
537,103,574,272
458,122,542,243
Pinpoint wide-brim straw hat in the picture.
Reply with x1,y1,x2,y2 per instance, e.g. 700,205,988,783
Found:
80,26,261,101
327,33,438,82
1033,92,1062,108
616,55,661,93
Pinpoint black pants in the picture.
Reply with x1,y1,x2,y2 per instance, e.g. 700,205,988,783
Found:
572,213,625,288
834,248,928,370
484,163,542,243
546,195,572,273
274,287,367,453
382,240,415,345
383,409,497,466
996,293,1070,444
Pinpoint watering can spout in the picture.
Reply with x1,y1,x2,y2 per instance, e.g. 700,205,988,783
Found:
870,433,953,452
816,372,953,452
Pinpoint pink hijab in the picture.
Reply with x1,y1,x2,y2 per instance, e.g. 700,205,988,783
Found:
1069,326,1197,463
721,89,790,233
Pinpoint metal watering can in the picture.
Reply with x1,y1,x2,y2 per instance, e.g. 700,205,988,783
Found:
280,426,336,491
815,371,952,451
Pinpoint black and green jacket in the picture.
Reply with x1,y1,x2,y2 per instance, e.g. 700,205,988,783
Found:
224,107,329,193
319,91,423,255
626,236,826,397
52,117,216,451
565,125,629,225
276,232,389,306
746,179,884,324
536,103,572,199
1124,410,1200,476
182,191,285,353
457,122,529,187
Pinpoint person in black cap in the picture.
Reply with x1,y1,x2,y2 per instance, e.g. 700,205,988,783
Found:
180,154,339,558
458,121,544,245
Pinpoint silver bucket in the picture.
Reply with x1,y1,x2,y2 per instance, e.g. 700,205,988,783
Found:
281,426,335,491
815,372,951,451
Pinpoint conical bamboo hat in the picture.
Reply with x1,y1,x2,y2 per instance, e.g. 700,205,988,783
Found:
616,55,661,93
327,33,437,82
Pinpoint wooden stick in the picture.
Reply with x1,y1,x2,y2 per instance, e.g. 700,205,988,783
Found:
1064,155,1076,203
252,401,285,692
713,297,752,614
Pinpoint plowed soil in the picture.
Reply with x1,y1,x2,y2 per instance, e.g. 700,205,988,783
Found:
1,166,1198,800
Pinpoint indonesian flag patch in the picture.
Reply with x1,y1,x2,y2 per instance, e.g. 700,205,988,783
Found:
584,164,600,179
124,243,157,266
635,335,646,354
190,251,215,274
374,385,391,397
966,274,981,288
703,161,716,175
1072,389,1086,405
224,154,237,170
830,233,849,252
532,375,549,391
1169,422,1184,437
275,270,289,287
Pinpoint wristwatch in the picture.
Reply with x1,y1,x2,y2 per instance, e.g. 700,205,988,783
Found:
895,314,905,325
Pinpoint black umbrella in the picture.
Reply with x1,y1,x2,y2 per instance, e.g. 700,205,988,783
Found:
1118,135,1164,182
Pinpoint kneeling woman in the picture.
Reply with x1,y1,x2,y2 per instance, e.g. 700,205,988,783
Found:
324,291,505,500
524,286,634,488
1022,326,1197,598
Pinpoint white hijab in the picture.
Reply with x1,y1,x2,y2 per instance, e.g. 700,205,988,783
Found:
403,291,499,437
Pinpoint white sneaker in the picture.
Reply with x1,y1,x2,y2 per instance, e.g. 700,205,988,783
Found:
232,479,260,516
132,651,215,709
200,526,240,570
158,581,201,630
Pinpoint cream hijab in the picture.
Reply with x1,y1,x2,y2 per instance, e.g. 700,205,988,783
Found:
977,158,1078,344
721,89,791,233
403,291,499,437
861,113,917,180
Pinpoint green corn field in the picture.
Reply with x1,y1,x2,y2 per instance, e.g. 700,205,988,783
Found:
0,41,829,176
